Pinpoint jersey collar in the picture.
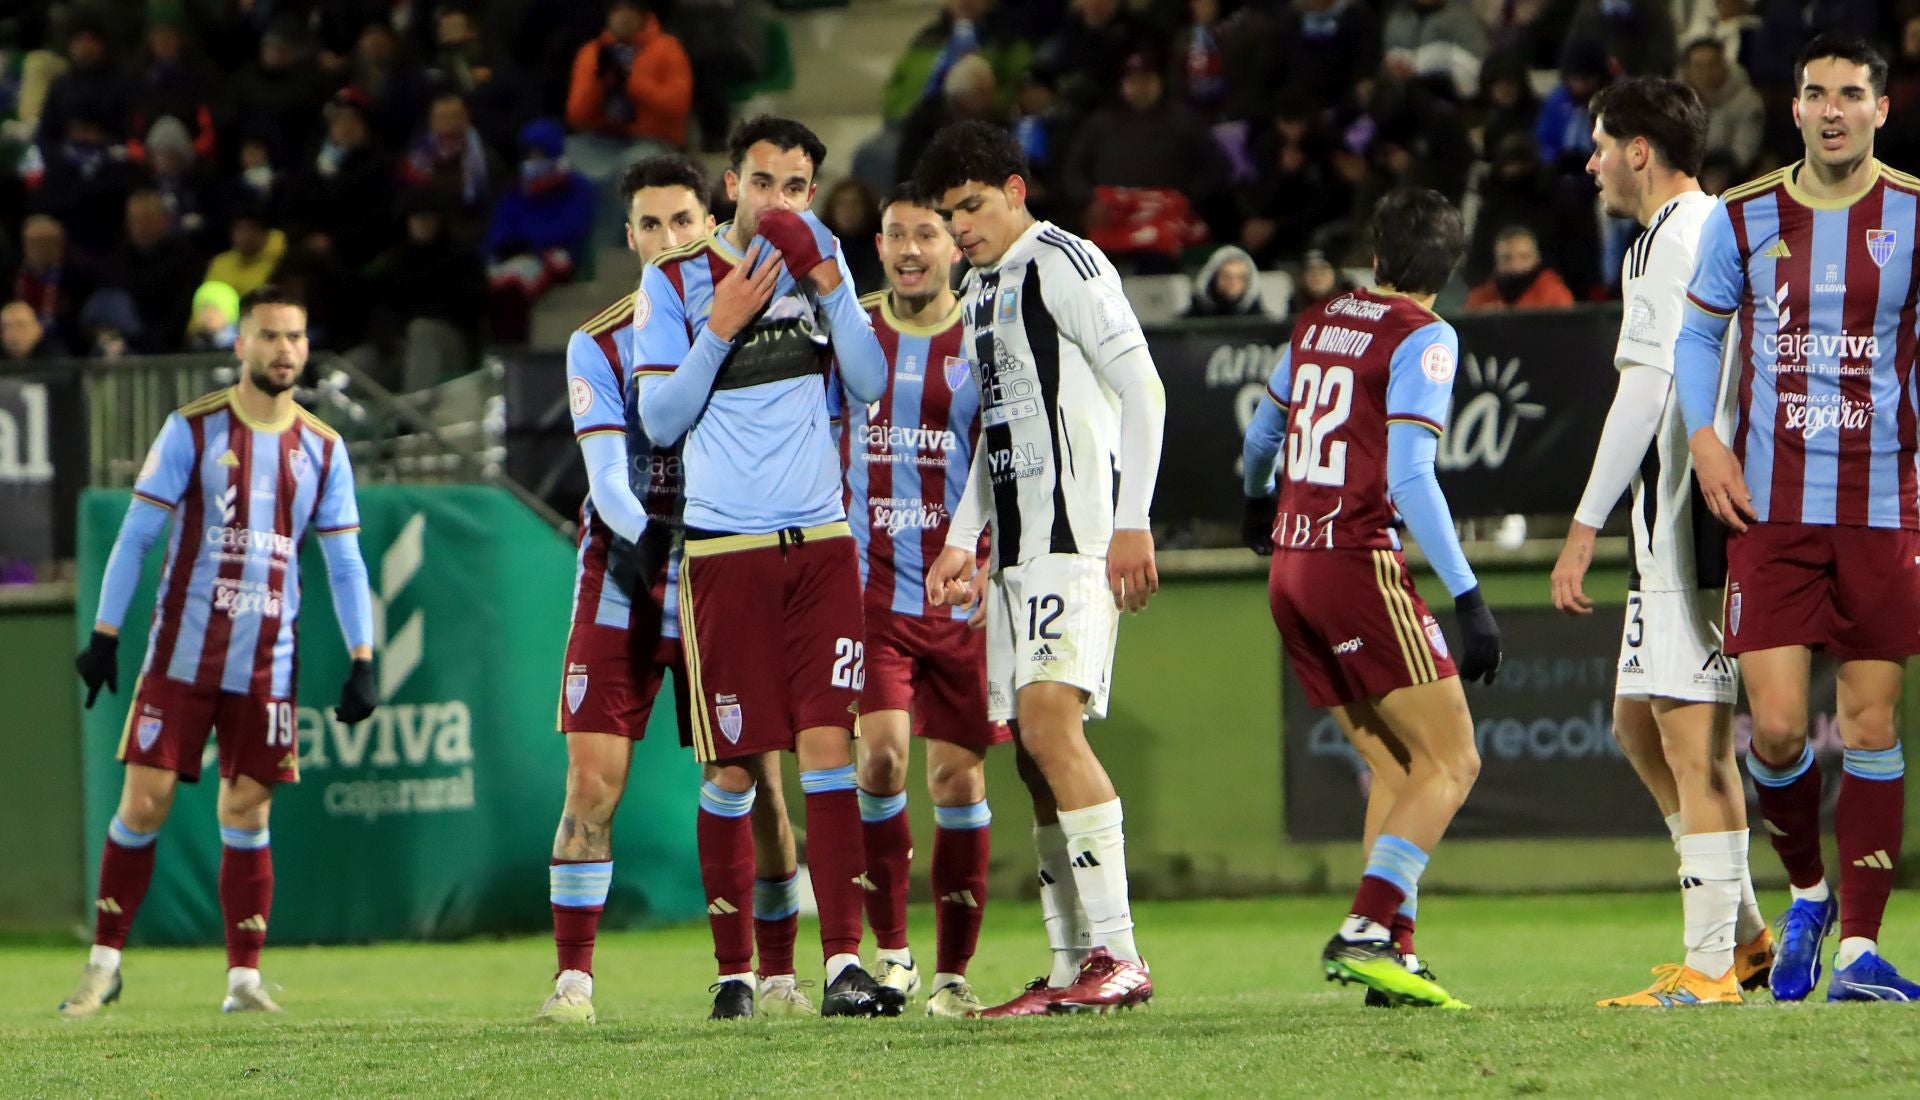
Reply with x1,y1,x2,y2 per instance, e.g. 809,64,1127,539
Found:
225,386,296,434
879,292,962,337
1783,158,1885,211
990,218,1053,273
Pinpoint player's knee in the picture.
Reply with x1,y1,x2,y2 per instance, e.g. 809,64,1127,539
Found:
1839,700,1899,751
929,759,985,805
705,762,756,795
1747,706,1807,759
858,743,909,794
117,791,173,834
565,761,625,820
1435,742,1481,798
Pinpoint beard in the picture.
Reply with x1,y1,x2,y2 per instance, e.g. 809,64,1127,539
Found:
248,359,298,396
892,285,941,314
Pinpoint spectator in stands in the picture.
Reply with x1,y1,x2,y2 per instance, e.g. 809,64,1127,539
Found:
1881,13,1920,172
205,207,287,299
217,132,289,224
1467,225,1576,310
1011,72,1062,182
185,279,239,352
143,115,218,253
1383,0,1489,102
1569,0,1677,76
484,119,595,345
1063,50,1228,271
129,14,218,165
821,177,884,295
288,91,398,272
4,215,98,352
229,22,336,161
364,190,487,391
884,0,1032,124
1238,92,1348,266
402,92,504,244
1697,150,1740,196
427,5,532,157
1746,0,1878,92
76,287,141,359
1275,0,1381,102
897,54,1006,186
110,189,203,353
1184,244,1270,317
34,14,127,155
565,0,694,177
1037,0,1148,118
347,20,429,152
1675,0,1757,65
1475,51,1539,160
1681,37,1765,176
1288,248,1355,316
273,232,368,352
1465,132,1597,293
1,300,66,360
1535,38,1610,173
671,0,771,152
26,110,140,256
1359,75,1476,205
1168,0,1278,123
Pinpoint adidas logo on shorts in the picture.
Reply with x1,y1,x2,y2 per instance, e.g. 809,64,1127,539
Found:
1030,644,1057,664
1621,655,1644,672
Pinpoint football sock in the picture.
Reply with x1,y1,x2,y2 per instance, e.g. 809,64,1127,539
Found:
933,800,991,976
697,781,756,976
549,858,613,976
1836,744,1904,942
227,966,261,993
94,816,158,952
1789,880,1831,904
1348,834,1427,936
556,970,592,997
718,970,754,989
1736,861,1767,944
800,765,866,961
1390,886,1417,958
1678,831,1743,978
1835,936,1877,969
218,826,273,970
857,788,911,953
934,971,966,992
1058,799,1140,965
825,952,860,986
752,872,800,979
1034,823,1091,987
1748,743,1826,890
1665,812,1684,844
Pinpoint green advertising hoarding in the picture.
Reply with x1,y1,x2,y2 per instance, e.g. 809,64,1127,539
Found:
77,485,702,944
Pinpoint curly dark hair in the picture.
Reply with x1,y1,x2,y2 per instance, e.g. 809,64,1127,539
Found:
726,114,827,176
910,120,1030,203
1368,188,1466,296
619,154,708,208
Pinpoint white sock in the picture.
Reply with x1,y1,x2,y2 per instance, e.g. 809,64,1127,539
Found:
556,969,593,996
825,953,860,986
227,966,262,994
1735,847,1767,944
1678,832,1743,978
1665,812,1684,845
718,970,753,988
1035,823,1091,986
1402,953,1421,973
1789,879,1831,904
876,946,913,968
89,945,122,972
1835,937,1877,969
1058,800,1140,965
1339,914,1391,942
933,970,966,992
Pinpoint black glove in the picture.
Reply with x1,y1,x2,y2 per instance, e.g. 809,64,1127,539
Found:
1242,495,1278,556
75,630,119,709
335,658,377,724
1453,586,1502,685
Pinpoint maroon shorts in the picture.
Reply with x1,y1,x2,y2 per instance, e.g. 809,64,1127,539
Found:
556,622,689,745
861,606,1010,752
679,523,865,763
118,674,299,785
1724,522,1920,661
1268,547,1457,709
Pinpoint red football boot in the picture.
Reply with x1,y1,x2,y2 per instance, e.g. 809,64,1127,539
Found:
976,977,1064,1018
1048,948,1152,1014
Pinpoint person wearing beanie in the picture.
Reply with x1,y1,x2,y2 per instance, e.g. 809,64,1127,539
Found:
185,280,239,351
484,118,595,344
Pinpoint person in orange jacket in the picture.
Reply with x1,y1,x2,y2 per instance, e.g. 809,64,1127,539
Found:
566,0,693,151
1466,224,1577,311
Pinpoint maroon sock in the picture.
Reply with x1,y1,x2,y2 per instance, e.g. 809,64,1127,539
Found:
1754,752,1827,889
1348,875,1406,931
860,796,912,953
1390,910,1417,958
94,833,158,950
932,819,990,976
697,806,755,975
218,842,274,969
803,787,866,961
550,858,609,976
1836,766,1904,941
753,874,798,979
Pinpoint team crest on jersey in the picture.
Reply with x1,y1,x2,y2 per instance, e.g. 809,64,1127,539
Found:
1868,229,1898,269
565,673,588,714
136,715,162,752
289,449,310,482
1423,616,1450,660
995,287,1020,324
1728,585,1742,635
569,376,594,417
716,694,743,744
943,356,970,392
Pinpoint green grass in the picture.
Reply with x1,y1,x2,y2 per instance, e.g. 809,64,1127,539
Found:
6,894,1919,1097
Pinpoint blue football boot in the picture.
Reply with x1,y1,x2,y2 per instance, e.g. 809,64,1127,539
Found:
1770,896,1838,1002
1828,951,1920,1002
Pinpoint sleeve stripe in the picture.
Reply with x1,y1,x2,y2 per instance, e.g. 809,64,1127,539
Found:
1265,385,1289,407
316,524,361,536
634,364,676,376
1685,292,1735,318
131,489,176,510
1386,415,1444,435
575,427,625,440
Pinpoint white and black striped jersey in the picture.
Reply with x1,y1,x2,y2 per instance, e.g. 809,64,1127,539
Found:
1616,191,1735,592
960,220,1148,569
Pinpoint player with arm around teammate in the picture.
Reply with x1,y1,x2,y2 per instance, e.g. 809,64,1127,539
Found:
63,287,376,1018
1242,189,1499,1009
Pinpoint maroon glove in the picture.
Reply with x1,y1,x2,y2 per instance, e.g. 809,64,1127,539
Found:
754,208,834,279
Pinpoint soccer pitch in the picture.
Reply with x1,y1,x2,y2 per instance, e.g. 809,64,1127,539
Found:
7,894,1918,1097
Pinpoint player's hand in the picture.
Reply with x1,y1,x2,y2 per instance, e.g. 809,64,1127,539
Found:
1688,427,1756,533
1550,521,1597,616
755,208,834,282
334,658,377,725
926,544,976,608
965,565,989,630
75,630,119,709
707,241,783,342
1242,495,1277,556
1107,528,1158,613
1453,586,1502,685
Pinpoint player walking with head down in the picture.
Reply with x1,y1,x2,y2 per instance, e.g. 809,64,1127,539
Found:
1242,189,1500,1009
1676,33,1920,1003
916,121,1167,1016
633,116,901,1019
63,287,376,1018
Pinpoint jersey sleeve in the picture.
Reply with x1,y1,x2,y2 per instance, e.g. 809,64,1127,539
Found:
1616,232,1698,375
1242,346,1294,497
1684,200,1744,318
314,438,362,535
566,329,627,437
631,263,692,378
1042,246,1150,375
1384,320,1459,436
131,413,196,509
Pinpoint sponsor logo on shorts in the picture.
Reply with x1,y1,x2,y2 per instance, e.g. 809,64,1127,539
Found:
1422,615,1450,660
987,679,1010,711
1729,586,1742,635
136,715,162,751
565,673,588,714
567,662,588,675
1620,654,1644,675
1696,649,1736,687
1030,643,1058,664
715,693,743,744
1332,637,1363,656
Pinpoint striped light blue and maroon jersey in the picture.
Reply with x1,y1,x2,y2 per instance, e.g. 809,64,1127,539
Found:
1685,161,1920,529
565,292,684,635
836,292,980,618
131,388,359,696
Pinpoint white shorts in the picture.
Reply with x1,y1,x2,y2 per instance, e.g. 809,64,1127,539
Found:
985,553,1121,723
1615,588,1738,704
